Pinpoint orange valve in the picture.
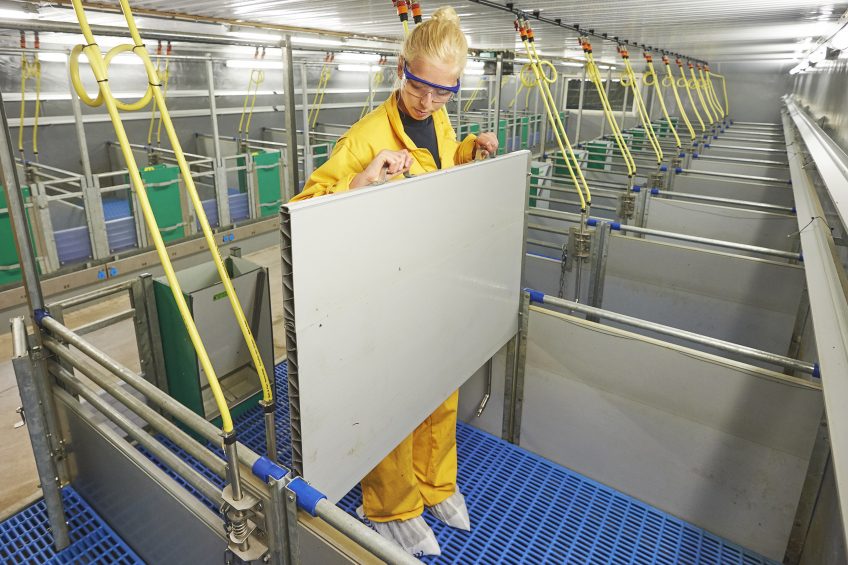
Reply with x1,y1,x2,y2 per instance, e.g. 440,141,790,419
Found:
410,1,422,23
394,0,409,21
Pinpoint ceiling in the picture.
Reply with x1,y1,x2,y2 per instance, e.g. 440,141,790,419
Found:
6,0,848,66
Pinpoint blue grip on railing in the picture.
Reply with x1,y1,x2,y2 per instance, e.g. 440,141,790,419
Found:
651,188,660,196
675,167,684,174
791,207,796,214
692,141,699,147
632,185,641,193
693,152,700,158
251,456,287,483
33,308,51,327
288,477,327,517
587,218,598,227
813,363,821,379
610,222,622,231
678,152,686,158
524,288,545,304
713,135,719,140
660,165,668,172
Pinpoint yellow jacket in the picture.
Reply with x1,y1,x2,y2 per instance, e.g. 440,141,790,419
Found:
291,93,478,201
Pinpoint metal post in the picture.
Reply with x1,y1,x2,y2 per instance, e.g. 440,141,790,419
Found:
267,477,297,565
280,37,300,195
67,57,93,186
493,54,503,153
11,317,70,550
205,56,231,227
575,66,587,143
620,82,630,129
600,66,613,138
367,67,375,113
586,223,610,321
299,63,313,178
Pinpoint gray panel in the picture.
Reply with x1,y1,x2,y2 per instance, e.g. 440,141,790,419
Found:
521,307,822,561
603,235,804,359
645,198,798,253
799,458,848,565
672,174,794,207
61,392,226,564
457,347,508,437
689,158,789,180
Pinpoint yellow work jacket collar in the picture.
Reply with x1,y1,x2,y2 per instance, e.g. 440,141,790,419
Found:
383,92,453,172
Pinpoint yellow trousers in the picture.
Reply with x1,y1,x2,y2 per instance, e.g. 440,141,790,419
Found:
361,391,459,522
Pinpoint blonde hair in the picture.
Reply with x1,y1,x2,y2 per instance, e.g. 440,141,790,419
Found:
400,6,468,74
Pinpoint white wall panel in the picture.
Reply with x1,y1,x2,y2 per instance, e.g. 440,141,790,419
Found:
521,307,822,560
282,152,529,502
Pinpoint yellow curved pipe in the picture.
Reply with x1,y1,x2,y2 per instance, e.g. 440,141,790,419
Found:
676,61,705,132
688,64,713,125
69,0,275,433
643,56,680,149
621,53,662,164
662,59,696,141
526,39,590,209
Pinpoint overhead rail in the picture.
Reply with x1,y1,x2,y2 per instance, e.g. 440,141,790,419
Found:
465,0,707,64
66,0,276,465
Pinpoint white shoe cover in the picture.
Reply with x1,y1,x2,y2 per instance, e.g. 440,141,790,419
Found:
356,505,441,557
428,488,471,531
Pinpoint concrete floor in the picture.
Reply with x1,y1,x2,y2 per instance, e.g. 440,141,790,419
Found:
0,243,286,520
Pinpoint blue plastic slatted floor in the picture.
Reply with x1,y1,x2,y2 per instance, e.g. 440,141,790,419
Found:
4,363,779,564
0,487,142,564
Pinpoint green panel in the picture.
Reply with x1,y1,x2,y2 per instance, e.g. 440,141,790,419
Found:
587,141,611,171
630,129,646,151
497,118,508,155
135,165,183,242
254,150,283,218
311,144,330,169
237,155,247,193
0,183,34,286
153,281,204,421
520,116,530,149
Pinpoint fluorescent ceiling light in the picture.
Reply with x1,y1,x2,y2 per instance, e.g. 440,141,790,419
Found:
36,52,68,63
0,8,35,20
338,64,380,73
226,59,283,69
292,36,343,47
228,30,282,42
560,62,584,68
335,52,379,63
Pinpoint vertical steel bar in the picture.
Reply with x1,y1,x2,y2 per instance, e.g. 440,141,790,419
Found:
493,54,503,153
600,66,612,138
299,63,313,178
206,56,231,227
575,66,587,142
10,317,69,550
280,37,300,195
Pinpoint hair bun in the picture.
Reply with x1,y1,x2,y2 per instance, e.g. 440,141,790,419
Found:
431,5,460,25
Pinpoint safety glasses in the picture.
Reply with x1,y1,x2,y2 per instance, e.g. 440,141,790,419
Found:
401,63,460,102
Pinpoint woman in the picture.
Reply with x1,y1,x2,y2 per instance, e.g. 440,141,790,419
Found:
291,6,498,557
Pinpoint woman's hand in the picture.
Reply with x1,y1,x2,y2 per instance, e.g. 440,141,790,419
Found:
473,132,499,159
351,149,414,189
